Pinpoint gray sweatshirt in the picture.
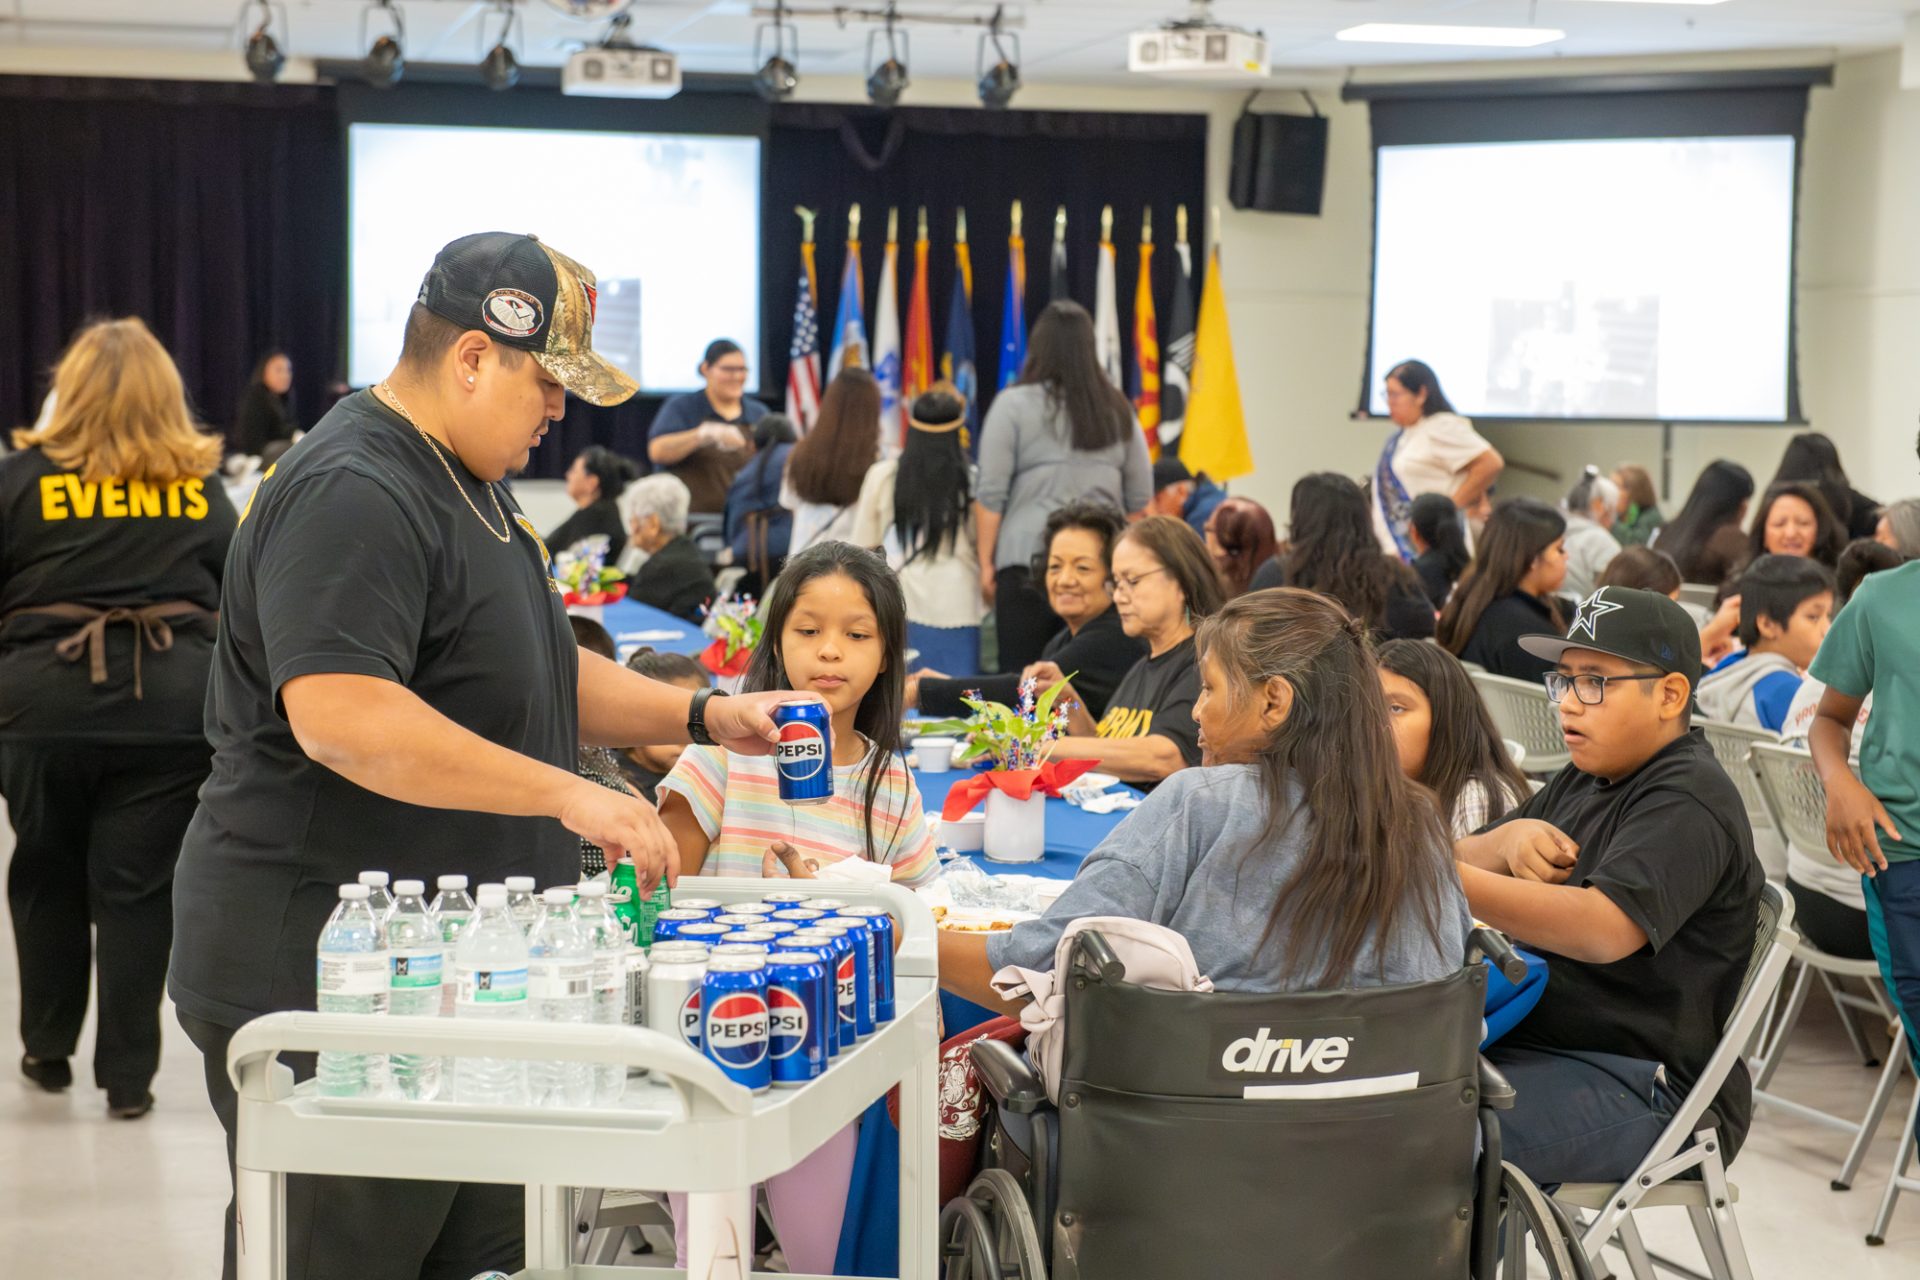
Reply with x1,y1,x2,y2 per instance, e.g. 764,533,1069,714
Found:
975,384,1153,571
1696,649,1803,732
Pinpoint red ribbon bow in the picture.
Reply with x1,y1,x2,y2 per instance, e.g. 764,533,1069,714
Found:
562,582,628,608
939,758,1100,823
699,637,754,678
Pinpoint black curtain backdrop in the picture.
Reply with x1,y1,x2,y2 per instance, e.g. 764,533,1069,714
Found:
0,78,1205,482
0,76,344,449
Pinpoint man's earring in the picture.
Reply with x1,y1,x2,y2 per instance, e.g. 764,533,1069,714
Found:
467,376,475,384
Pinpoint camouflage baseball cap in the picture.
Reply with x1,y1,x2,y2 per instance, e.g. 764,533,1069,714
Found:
416,231,639,407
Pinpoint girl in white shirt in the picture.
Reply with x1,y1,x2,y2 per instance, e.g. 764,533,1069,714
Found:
1372,360,1504,560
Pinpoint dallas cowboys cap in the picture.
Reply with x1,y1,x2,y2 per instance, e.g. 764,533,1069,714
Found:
416,231,639,407
1518,585,1704,685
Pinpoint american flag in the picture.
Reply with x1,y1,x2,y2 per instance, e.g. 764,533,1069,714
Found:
786,244,822,431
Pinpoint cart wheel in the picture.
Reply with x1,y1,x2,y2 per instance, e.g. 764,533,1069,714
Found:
1500,1162,1593,1280
970,1168,1047,1279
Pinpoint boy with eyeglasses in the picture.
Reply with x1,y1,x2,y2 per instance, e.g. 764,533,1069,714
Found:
1453,586,1763,1184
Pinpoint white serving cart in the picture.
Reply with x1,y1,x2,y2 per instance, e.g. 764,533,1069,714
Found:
227,878,939,1280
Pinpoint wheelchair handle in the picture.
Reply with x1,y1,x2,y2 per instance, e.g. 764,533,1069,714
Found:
1071,929,1127,984
1471,925,1528,986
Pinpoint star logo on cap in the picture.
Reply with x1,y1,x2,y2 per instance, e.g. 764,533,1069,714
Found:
1567,587,1626,641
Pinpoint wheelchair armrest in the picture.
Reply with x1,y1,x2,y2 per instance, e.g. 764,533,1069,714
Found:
1070,929,1126,984
1470,925,1528,986
971,1038,1049,1116
1477,1056,1515,1111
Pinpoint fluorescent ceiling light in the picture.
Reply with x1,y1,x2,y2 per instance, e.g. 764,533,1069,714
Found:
1337,23,1566,48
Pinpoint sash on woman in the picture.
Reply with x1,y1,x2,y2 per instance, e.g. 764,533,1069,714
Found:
1375,432,1418,562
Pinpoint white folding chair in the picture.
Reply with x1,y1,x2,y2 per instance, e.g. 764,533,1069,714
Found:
1869,1089,1920,1247
1470,670,1570,774
1748,743,1911,1189
1554,884,1799,1280
1698,719,1786,877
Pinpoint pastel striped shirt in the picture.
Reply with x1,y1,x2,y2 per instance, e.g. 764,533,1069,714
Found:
660,741,940,885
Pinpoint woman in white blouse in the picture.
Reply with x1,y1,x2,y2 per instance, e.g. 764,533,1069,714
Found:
1371,360,1504,561
782,367,880,553
850,383,984,674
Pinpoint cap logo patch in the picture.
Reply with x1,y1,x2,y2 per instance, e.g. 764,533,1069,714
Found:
583,282,598,324
482,288,544,339
1567,587,1625,641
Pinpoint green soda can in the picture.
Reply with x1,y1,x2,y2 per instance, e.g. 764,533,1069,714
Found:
610,858,672,948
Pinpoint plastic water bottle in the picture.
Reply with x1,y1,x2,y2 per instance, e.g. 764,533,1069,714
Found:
453,884,530,1106
358,870,394,919
431,875,477,1018
316,883,388,1098
526,887,593,1108
574,882,628,1104
385,879,443,1101
504,876,540,934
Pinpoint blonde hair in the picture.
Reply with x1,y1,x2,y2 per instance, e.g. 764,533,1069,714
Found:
12,318,223,483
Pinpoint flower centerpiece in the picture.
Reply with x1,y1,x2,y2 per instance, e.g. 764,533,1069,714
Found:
916,676,1098,863
700,596,763,682
556,536,628,607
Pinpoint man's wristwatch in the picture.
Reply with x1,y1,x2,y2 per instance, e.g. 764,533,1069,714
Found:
688,686,728,746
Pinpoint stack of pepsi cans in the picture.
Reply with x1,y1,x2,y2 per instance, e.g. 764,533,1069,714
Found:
638,889,898,1094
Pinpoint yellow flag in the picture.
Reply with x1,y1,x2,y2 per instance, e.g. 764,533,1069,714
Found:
1177,245,1253,483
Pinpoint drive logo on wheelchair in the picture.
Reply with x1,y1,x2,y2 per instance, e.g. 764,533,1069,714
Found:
1218,1029,1353,1075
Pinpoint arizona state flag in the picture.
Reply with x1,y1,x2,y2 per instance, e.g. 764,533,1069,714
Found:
1131,237,1162,456
904,215,935,422
1178,244,1253,482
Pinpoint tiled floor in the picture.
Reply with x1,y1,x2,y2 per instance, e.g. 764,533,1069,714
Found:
0,809,1914,1276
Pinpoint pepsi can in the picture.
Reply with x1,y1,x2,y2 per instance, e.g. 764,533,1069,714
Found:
772,908,826,925
712,913,770,929
645,943,709,1051
808,898,850,914
702,954,772,1092
676,922,734,948
789,930,854,1055
725,902,779,917
756,920,801,937
767,951,830,1086
762,891,812,906
651,908,713,942
822,918,876,1036
841,907,897,1024
773,700,833,805
715,941,771,957
672,898,724,919
725,929,779,947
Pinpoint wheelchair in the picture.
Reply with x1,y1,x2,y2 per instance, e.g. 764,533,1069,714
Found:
939,927,1594,1279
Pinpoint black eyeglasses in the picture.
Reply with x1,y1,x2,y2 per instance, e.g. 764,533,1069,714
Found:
1543,672,1666,706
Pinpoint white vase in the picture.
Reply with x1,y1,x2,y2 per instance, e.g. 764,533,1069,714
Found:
567,603,605,627
983,789,1046,863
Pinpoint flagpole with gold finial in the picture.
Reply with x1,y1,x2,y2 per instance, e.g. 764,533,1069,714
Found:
957,207,968,245
796,205,818,301
1011,199,1022,240
1142,206,1153,245
1176,203,1188,248
1101,204,1113,243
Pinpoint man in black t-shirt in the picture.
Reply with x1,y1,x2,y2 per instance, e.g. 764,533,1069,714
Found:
171,233,808,1280
1454,587,1763,1185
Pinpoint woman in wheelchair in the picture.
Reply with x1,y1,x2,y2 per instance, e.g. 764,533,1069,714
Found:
938,587,1474,1007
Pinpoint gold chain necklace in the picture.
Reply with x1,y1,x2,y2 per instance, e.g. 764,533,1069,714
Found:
377,382,512,544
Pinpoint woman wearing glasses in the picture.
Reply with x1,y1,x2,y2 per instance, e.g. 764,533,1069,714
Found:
1032,516,1225,788
646,339,768,514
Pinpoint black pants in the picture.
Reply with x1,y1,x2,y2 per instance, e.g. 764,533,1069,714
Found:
1787,877,1876,961
0,739,210,1095
993,566,1062,674
179,1010,525,1280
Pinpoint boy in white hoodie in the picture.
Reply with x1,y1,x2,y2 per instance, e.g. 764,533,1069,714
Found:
1696,553,1834,731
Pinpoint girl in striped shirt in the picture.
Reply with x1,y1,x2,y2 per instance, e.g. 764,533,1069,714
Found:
657,541,936,1273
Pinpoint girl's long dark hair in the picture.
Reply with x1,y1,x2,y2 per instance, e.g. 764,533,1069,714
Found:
1748,480,1847,568
1020,301,1133,452
1410,491,1470,582
1385,359,1455,417
1658,460,1754,582
1376,639,1527,834
787,369,880,506
1196,590,1455,986
1436,497,1567,655
1208,497,1278,597
577,445,640,503
893,386,972,562
1283,472,1416,633
1769,432,1855,529
742,541,908,862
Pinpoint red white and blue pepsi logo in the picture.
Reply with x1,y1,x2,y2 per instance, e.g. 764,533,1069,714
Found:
770,985,808,1058
679,989,703,1049
776,722,828,781
706,992,770,1068
836,955,857,1023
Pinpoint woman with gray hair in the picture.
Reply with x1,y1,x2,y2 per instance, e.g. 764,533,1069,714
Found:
1874,497,1920,559
1560,465,1622,599
621,472,715,623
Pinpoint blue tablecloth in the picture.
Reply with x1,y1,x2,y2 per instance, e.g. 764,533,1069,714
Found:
588,598,709,658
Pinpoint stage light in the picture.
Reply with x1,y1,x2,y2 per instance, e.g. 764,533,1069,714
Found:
864,10,908,109
976,7,1018,109
242,2,285,83
481,1,522,90
752,0,799,101
361,1,405,88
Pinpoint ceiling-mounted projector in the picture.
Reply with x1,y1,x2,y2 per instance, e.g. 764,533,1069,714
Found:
1128,4,1268,79
562,45,682,97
